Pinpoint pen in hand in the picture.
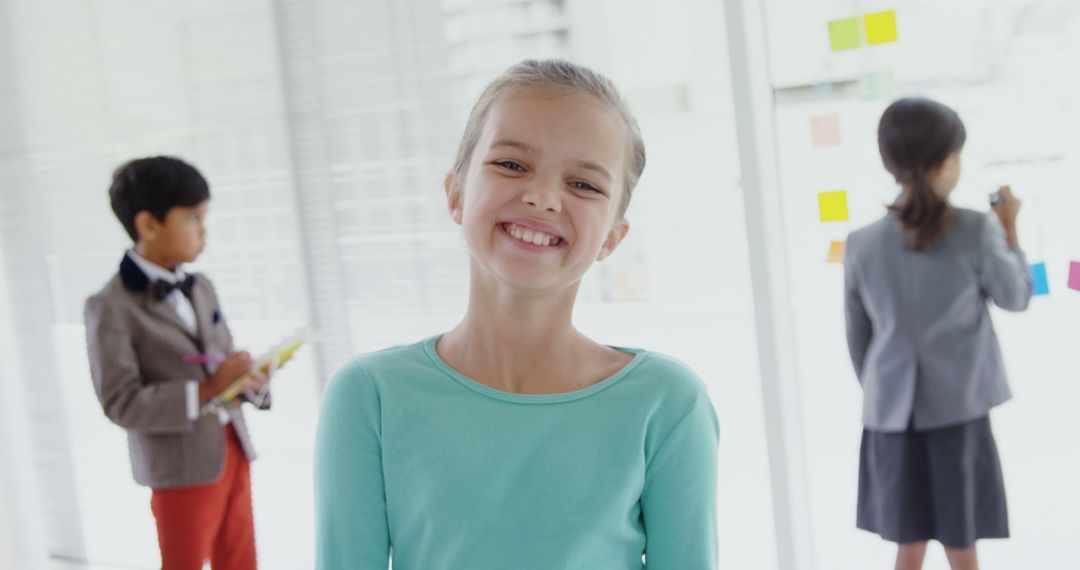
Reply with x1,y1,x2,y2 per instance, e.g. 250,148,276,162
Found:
989,185,1021,246
183,353,226,365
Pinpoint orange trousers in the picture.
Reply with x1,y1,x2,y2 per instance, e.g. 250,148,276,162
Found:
150,424,257,570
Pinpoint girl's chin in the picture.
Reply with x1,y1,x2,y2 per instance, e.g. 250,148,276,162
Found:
486,267,586,294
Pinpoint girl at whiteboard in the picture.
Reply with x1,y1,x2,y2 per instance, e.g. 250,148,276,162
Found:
314,60,719,569
844,97,1031,570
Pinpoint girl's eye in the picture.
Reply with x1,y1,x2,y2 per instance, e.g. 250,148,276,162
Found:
495,160,525,172
571,181,602,193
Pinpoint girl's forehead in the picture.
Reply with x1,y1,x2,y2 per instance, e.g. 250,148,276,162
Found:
488,87,612,123
480,90,627,158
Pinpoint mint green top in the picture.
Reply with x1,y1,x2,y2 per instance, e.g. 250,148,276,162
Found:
315,336,718,569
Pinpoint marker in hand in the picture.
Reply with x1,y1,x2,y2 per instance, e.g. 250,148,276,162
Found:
988,185,1021,246
183,353,226,365
989,185,1017,212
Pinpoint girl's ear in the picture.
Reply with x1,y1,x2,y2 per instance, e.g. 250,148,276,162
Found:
933,152,959,176
928,152,961,197
596,218,630,262
444,171,463,225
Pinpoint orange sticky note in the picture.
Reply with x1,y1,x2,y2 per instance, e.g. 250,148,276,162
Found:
826,241,845,263
818,191,849,222
810,114,842,147
865,10,898,45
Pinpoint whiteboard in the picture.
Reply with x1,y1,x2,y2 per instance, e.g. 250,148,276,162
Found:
764,0,1015,88
766,1,1080,567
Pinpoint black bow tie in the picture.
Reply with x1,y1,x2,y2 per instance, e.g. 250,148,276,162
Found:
151,275,195,301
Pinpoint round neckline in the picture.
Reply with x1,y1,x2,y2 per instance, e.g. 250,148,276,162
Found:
423,334,646,404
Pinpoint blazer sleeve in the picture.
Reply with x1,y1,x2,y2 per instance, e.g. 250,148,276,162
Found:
843,241,872,381
84,294,194,434
977,214,1033,312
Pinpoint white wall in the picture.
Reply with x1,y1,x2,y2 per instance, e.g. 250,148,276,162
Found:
0,243,49,570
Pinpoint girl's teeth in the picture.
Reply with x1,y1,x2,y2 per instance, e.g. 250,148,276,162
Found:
506,223,558,247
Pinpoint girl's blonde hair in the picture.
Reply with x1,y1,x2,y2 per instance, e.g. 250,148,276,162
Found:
450,59,646,217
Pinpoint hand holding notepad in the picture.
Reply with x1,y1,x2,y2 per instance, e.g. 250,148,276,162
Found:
199,327,314,416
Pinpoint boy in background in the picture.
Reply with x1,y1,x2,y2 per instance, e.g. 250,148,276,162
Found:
85,156,271,570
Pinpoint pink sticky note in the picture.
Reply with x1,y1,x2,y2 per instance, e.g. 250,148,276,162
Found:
1068,261,1080,292
810,114,842,148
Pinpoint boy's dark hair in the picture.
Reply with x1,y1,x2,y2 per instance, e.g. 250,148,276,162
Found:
109,156,210,241
879,97,967,251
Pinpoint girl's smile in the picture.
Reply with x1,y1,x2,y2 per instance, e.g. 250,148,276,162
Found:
498,219,568,251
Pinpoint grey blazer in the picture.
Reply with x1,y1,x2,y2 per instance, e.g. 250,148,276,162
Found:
844,208,1032,432
84,254,269,489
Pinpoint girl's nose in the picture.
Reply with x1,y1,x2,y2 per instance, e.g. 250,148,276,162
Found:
522,181,561,213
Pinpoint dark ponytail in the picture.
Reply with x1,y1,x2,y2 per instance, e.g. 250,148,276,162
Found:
878,97,967,250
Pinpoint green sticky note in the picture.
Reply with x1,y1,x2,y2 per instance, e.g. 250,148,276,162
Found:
818,191,849,222
859,69,896,100
828,17,861,52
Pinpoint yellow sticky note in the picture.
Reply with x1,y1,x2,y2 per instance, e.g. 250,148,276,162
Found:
819,191,849,222
865,10,898,45
828,17,861,51
810,114,842,147
826,240,845,263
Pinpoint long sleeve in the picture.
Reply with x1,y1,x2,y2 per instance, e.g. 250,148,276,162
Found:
315,361,390,570
84,295,194,434
640,390,719,569
977,214,1032,312
843,243,873,380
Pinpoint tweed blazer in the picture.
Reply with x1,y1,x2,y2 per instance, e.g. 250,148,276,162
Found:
85,254,268,488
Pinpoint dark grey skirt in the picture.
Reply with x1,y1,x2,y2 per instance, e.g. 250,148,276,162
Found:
856,415,1009,548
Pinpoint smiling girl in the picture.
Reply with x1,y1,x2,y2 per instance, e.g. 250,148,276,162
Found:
315,60,719,570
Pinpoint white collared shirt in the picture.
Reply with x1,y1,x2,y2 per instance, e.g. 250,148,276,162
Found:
127,250,231,425
127,249,197,335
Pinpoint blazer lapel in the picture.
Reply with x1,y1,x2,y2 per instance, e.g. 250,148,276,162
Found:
120,253,202,344
189,276,215,351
